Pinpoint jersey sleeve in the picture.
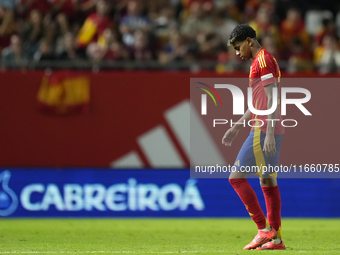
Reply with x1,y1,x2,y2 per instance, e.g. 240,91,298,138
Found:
259,54,277,86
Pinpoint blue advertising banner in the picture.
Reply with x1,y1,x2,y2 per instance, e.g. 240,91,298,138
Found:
0,169,339,217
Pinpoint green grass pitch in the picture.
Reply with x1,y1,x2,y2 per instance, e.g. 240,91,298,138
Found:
0,218,339,254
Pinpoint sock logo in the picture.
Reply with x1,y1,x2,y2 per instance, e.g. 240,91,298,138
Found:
245,205,254,216
235,160,240,167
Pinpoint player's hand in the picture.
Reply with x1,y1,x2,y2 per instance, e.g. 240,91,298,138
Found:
222,127,239,146
263,134,276,157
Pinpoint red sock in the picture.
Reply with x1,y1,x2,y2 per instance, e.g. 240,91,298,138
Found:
229,179,266,229
261,186,281,232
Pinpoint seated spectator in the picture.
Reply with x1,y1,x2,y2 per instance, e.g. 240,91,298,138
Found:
214,0,240,23
115,0,130,19
51,0,77,34
314,18,336,47
158,30,188,63
314,35,340,74
43,21,58,51
22,9,44,57
77,0,113,48
79,0,97,14
129,29,154,61
249,5,280,45
86,28,128,62
261,34,279,58
280,8,310,55
181,2,224,60
0,2,15,51
184,0,213,10
58,32,82,60
181,1,215,40
243,0,274,23
197,32,225,60
181,0,213,19
33,39,55,61
215,46,244,73
17,0,50,17
274,0,308,23
99,28,129,60
86,42,102,62
0,0,15,11
119,0,151,47
287,38,313,73
71,0,98,26
147,0,173,20
51,0,76,18
213,12,238,43
51,0,95,35
152,4,178,48
1,34,29,68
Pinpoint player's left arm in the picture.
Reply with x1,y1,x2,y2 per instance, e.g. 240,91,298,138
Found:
260,54,279,157
263,83,278,157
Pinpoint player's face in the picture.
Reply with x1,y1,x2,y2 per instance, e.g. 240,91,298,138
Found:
233,40,251,60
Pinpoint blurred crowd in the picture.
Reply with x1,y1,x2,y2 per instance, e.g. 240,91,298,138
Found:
1,0,340,73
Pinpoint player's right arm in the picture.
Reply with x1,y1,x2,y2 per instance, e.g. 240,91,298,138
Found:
222,109,251,146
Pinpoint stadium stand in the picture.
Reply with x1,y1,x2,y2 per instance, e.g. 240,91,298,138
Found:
0,0,339,73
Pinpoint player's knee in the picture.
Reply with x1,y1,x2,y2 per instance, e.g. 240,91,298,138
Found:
229,171,237,180
229,169,248,180
229,170,248,186
260,176,277,187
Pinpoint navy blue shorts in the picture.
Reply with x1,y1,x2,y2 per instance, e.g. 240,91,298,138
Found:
234,130,284,177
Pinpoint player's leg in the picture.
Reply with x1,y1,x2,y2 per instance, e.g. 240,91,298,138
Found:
229,131,276,250
229,170,266,230
229,132,266,230
257,133,286,250
257,176,285,250
260,177,280,238
229,171,278,250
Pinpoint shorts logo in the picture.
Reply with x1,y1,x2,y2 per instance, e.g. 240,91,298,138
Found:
235,160,240,167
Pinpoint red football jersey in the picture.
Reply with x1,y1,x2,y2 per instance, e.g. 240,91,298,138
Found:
249,48,285,135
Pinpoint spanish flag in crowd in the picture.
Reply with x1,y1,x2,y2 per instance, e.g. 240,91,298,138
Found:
77,13,113,48
37,71,90,115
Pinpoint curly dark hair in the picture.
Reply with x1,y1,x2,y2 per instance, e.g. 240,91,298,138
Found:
227,24,256,46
